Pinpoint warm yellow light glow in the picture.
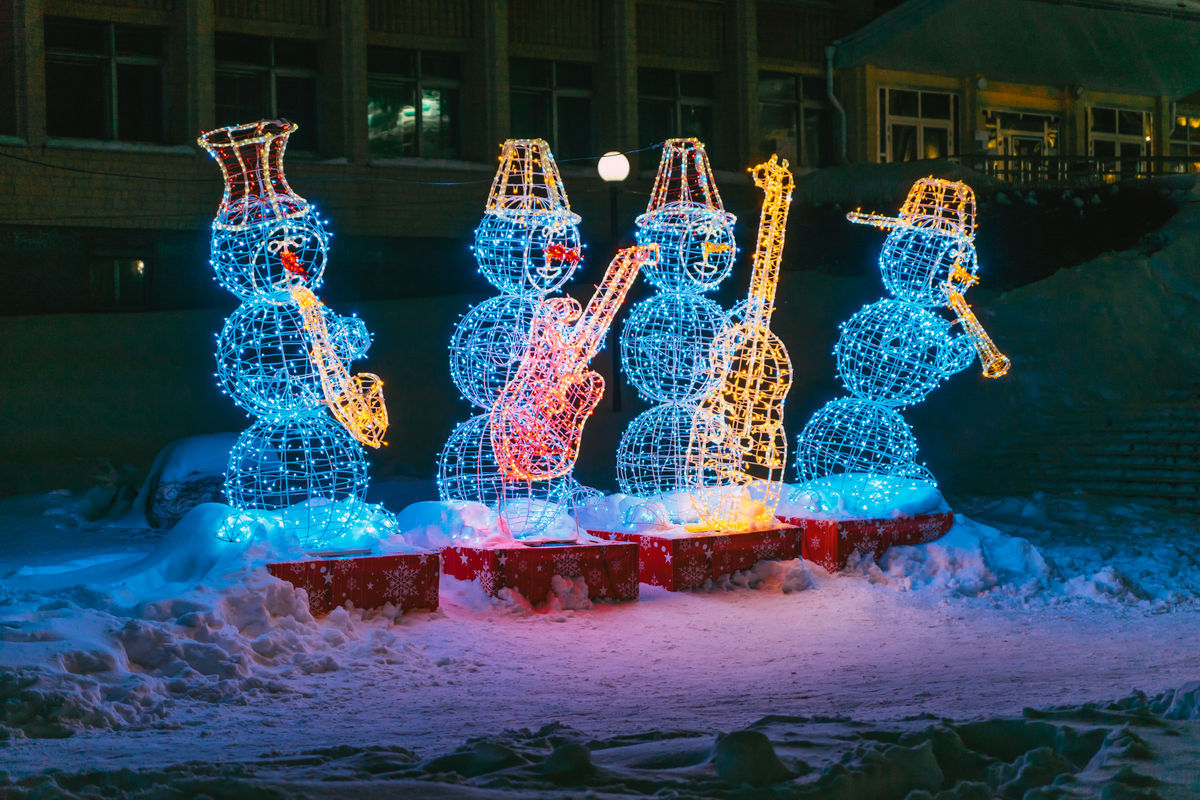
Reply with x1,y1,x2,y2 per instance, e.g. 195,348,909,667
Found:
943,264,1010,379
290,283,389,448
688,155,794,532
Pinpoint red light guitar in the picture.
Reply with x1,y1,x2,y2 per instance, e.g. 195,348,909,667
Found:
491,245,657,481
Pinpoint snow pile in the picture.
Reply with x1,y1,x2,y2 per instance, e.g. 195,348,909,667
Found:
857,513,1052,598
777,475,949,520
0,503,426,740
8,682,1200,798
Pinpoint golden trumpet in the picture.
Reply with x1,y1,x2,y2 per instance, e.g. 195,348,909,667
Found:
944,265,1010,379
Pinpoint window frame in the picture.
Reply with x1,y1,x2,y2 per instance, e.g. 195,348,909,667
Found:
215,35,321,151
366,48,463,160
509,58,593,160
878,86,958,163
637,68,718,149
43,16,167,143
757,70,831,168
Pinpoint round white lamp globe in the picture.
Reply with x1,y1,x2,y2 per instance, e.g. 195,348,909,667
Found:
597,151,630,183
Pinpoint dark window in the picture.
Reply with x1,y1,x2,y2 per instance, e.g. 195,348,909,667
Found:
637,68,716,149
509,58,592,159
215,34,320,151
757,71,833,168
44,17,165,143
88,257,150,311
367,47,461,159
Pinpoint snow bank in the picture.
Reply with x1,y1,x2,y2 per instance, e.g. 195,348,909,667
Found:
7,682,1200,798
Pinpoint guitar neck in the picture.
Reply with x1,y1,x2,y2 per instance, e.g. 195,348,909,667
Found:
570,245,653,359
744,157,794,326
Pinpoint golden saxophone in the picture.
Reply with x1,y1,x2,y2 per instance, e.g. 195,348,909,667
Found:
943,264,1010,379
290,282,389,448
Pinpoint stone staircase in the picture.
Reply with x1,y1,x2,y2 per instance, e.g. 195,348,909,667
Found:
992,391,1200,511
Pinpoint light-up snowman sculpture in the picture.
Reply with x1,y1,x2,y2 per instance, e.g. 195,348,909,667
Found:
199,119,389,545
437,139,593,536
615,138,735,522
794,178,1009,511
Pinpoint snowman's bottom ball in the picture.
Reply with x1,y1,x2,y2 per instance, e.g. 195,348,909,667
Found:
617,403,698,499
795,398,931,484
225,413,368,518
437,413,567,538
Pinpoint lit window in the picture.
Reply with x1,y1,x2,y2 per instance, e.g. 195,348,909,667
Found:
1088,106,1151,180
44,17,166,143
878,87,957,163
367,48,461,159
215,34,319,151
758,72,833,167
1170,111,1200,173
509,58,592,159
638,69,716,151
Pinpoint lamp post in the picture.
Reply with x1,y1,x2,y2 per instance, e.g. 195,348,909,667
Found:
598,150,631,411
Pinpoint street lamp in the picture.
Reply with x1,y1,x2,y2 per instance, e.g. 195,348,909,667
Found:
598,150,631,411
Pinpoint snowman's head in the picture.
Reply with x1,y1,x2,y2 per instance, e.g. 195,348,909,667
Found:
473,209,582,295
878,227,977,307
634,203,736,293
211,208,329,303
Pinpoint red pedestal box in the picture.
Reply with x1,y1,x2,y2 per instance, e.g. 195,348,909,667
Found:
777,512,955,573
587,526,803,591
441,541,640,603
267,552,440,616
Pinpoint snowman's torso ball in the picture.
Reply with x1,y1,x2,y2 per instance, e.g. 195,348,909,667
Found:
225,413,368,515
835,299,955,407
620,293,728,403
437,413,567,537
794,397,929,483
211,208,328,302
449,294,541,409
879,227,977,307
635,204,736,292
216,299,331,417
473,210,582,295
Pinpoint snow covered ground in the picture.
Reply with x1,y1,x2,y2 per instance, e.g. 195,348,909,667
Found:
1,482,1199,796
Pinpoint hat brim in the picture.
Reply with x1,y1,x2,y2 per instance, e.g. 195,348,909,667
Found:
845,210,907,229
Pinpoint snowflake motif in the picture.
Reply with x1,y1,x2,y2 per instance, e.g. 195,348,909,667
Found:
752,542,779,560
678,561,710,588
477,566,496,595
385,568,418,599
809,535,822,549
551,553,583,578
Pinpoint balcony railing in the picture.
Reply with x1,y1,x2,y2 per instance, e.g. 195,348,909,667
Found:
949,154,1200,187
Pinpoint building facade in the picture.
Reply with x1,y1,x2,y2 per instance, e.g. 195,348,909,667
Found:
1,0,1197,315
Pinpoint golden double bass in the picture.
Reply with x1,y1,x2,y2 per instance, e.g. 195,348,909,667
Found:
688,156,794,531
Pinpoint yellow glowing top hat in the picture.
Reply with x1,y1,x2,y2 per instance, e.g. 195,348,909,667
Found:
847,177,976,241
644,137,727,214
485,138,579,220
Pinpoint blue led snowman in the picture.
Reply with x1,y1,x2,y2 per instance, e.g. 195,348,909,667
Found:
616,139,735,518
200,120,386,545
437,139,592,537
796,178,1008,492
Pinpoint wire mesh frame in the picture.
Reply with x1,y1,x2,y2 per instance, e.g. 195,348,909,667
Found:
225,413,370,527
847,176,977,241
794,397,932,484
879,227,979,308
473,210,583,296
835,299,967,407
437,413,569,538
620,293,727,404
617,402,703,501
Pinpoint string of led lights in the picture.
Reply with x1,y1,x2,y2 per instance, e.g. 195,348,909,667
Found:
199,119,387,545
795,177,1009,494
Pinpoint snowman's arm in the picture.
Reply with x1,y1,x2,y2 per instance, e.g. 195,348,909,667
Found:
938,329,977,376
326,307,372,361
